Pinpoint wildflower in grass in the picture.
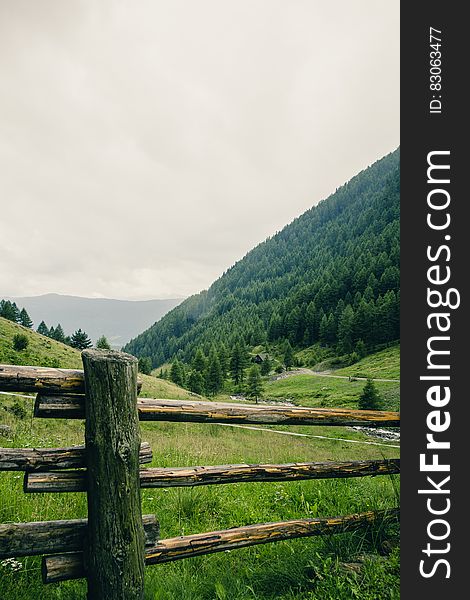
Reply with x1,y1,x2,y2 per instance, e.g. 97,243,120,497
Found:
1,558,23,572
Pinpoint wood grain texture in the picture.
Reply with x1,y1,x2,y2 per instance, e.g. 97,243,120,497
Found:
82,349,145,600
0,364,85,394
0,442,152,472
25,458,400,493
0,515,159,559
42,509,399,583
0,363,142,396
35,395,400,427
34,394,86,419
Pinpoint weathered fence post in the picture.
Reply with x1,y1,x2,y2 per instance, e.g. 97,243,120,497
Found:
82,349,145,600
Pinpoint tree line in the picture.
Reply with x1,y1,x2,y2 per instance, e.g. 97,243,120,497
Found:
1,299,110,351
159,341,266,401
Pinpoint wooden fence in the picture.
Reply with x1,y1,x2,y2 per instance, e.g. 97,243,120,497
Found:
0,352,400,599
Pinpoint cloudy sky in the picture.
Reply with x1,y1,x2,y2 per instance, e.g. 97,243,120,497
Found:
0,1,399,300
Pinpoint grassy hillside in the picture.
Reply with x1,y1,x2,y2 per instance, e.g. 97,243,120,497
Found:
0,317,197,401
335,344,400,380
263,374,399,413
0,317,83,369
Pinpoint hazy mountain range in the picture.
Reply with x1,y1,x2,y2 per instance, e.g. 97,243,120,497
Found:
7,294,183,349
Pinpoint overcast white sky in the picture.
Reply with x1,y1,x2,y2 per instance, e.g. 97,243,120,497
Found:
0,1,399,300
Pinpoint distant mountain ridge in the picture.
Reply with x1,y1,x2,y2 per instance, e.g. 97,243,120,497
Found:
123,149,400,366
6,294,183,348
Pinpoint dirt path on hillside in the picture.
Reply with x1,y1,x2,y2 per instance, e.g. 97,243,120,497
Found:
272,368,399,383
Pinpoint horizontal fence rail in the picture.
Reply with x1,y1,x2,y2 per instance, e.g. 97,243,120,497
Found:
42,509,399,583
34,395,400,427
0,356,400,596
0,364,142,395
24,458,401,493
0,442,152,471
0,515,159,559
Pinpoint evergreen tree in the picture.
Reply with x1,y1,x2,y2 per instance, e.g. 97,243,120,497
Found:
19,308,33,328
70,329,92,350
353,299,374,347
260,355,272,376
218,343,229,378
319,314,329,346
267,312,283,341
11,302,20,323
96,335,111,350
0,300,18,322
188,370,205,395
49,326,56,340
138,357,152,375
337,305,355,354
246,365,264,402
37,321,50,337
205,350,223,396
358,378,382,410
192,348,207,373
304,301,317,345
230,342,248,386
283,341,295,370
53,324,66,343
170,360,185,387
355,339,367,358
159,368,169,380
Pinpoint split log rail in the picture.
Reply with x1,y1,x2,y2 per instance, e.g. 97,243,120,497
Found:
0,356,400,599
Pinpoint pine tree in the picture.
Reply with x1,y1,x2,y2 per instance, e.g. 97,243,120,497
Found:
96,335,111,350
283,341,295,370
260,355,272,376
358,378,382,410
19,308,33,328
337,305,354,354
355,339,367,358
53,324,66,343
37,321,50,337
304,301,317,345
230,342,248,386
170,360,185,387
205,350,223,396
11,302,20,323
218,343,229,378
267,313,283,342
192,348,207,373
70,329,92,350
246,365,264,402
188,370,205,395
0,300,18,322
138,357,152,374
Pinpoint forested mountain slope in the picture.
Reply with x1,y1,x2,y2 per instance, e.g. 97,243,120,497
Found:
124,149,399,367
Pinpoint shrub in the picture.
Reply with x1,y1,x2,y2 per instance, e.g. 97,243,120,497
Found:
6,400,27,419
13,333,29,351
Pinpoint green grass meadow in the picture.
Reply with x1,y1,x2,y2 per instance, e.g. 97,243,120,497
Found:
1,320,400,599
